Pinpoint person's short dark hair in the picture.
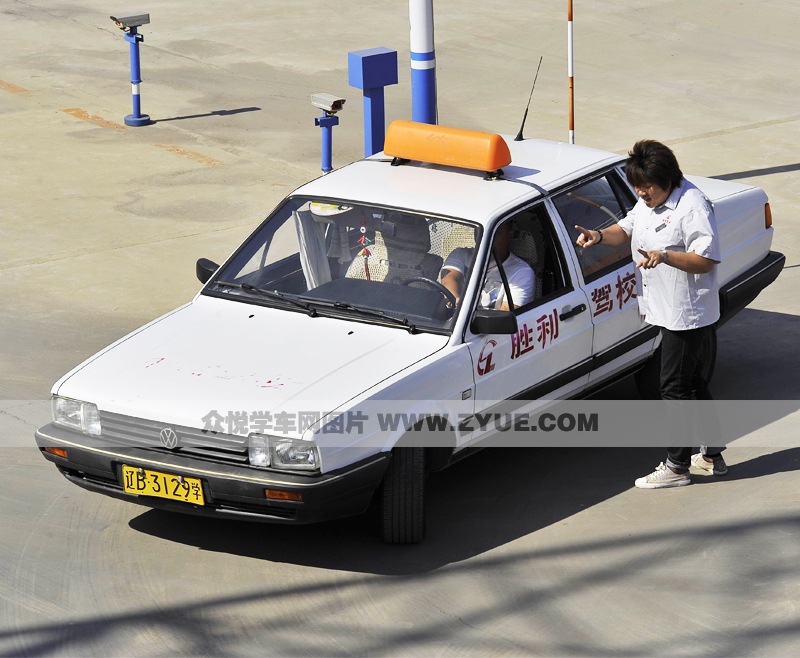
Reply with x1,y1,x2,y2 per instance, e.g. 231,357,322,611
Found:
625,140,683,191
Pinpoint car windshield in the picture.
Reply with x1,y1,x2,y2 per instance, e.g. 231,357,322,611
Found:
206,197,481,333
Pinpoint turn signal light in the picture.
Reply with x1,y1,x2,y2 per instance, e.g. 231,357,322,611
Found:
44,446,68,459
265,489,303,502
765,203,772,228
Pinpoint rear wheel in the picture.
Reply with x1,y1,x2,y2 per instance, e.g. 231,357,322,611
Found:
634,329,717,400
381,447,426,544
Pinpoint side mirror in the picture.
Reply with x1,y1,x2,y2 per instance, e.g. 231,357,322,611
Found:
196,258,219,284
470,309,518,335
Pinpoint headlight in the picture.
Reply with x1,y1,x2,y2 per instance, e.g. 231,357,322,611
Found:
248,434,270,468
248,434,319,472
52,396,102,436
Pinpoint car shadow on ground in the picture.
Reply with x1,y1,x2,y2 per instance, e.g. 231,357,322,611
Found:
714,307,800,399
129,446,661,574
129,444,800,575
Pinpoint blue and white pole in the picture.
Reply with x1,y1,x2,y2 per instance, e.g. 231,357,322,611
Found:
409,0,437,125
124,26,151,126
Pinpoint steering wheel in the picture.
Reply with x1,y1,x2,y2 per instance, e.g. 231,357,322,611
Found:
403,276,457,308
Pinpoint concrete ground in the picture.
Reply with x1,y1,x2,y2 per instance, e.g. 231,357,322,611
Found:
1,1,799,655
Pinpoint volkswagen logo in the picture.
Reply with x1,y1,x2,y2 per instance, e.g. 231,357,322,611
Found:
159,427,179,449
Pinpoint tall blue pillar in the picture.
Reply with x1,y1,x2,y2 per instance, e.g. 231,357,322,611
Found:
348,47,399,157
409,0,437,124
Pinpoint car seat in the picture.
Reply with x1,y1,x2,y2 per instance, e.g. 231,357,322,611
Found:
345,214,443,285
510,216,545,299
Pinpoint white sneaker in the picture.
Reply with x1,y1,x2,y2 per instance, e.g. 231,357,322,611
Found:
635,462,691,489
691,452,728,475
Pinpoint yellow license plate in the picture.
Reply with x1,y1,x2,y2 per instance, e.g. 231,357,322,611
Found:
122,465,205,505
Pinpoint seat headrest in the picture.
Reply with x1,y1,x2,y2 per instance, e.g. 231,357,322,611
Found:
381,215,431,252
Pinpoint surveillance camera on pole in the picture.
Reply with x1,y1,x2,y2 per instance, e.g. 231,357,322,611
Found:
313,93,346,174
110,12,150,30
312,93,346,116
110,11,152,126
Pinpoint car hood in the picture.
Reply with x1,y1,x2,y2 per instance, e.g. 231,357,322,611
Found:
55,295,447,431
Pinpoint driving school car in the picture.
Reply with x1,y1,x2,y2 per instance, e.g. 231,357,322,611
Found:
36,121,784,543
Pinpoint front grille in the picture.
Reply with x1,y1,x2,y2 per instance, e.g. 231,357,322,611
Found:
99,411,248,465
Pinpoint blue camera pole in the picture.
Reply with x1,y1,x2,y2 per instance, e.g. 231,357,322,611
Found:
315,113,339,174
124,26,151,126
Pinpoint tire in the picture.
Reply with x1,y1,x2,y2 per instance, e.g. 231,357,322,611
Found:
634,329,717,400
381,447,426,544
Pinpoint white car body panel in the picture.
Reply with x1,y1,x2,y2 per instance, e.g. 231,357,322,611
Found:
299,139,622,223
55,295,448,439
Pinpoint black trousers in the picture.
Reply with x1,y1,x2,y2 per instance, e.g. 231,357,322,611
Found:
659,325,723,470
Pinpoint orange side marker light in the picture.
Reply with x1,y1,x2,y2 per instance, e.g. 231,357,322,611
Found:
265,489,304,502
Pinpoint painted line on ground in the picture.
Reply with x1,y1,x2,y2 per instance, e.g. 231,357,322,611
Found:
669,114,800,145
61,107,126,132
0,80,29,95
60,108,224,167
154,144,223,167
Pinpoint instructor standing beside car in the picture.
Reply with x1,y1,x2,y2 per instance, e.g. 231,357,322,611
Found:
576,139,726,489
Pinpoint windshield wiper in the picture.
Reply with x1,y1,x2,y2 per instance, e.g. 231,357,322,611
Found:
214,281,318,316
298,297,417,333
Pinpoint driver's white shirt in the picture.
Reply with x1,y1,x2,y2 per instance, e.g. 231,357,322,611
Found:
443,248,535,309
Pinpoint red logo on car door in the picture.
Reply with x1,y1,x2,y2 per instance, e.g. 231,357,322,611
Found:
477,339,497,376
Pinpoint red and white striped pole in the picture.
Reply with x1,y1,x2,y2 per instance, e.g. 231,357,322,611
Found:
567,0,575,144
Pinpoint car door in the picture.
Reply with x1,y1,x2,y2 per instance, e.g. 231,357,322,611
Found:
549,167,658,385
464,203,594,443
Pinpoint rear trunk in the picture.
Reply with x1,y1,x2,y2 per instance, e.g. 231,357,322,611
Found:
685,175,784,324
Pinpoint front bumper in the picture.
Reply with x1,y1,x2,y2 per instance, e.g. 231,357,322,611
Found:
35,423,390,524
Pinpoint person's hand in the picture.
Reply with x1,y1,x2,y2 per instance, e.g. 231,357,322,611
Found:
575,225,599,247
636,248,667,269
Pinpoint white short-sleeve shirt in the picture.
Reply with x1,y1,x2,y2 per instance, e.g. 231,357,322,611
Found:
443,248,535,309
618,179,721,330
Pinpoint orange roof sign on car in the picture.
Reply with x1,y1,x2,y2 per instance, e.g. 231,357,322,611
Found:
383,120,512,177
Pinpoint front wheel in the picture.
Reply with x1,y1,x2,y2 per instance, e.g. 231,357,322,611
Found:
634,329,717,400
381,447,426,544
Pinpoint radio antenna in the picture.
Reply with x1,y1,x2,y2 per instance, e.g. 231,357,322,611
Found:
514,56,543,142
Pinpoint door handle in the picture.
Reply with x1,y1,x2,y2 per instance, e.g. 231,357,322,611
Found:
559,303,587,321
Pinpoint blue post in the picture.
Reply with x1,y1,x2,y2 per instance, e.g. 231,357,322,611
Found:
315,113,339,174
123,26,151,126
410,60,436,125
362,87,386,157
348,47,398,157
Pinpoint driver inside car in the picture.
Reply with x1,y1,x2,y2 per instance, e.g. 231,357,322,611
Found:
440,221,535,311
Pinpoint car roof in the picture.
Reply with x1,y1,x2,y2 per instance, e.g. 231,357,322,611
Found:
295,136,624,225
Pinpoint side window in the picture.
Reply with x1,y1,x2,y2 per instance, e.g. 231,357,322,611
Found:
610,167,637,213
475,220,528,311
480,205,572,314
552,173,633,282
